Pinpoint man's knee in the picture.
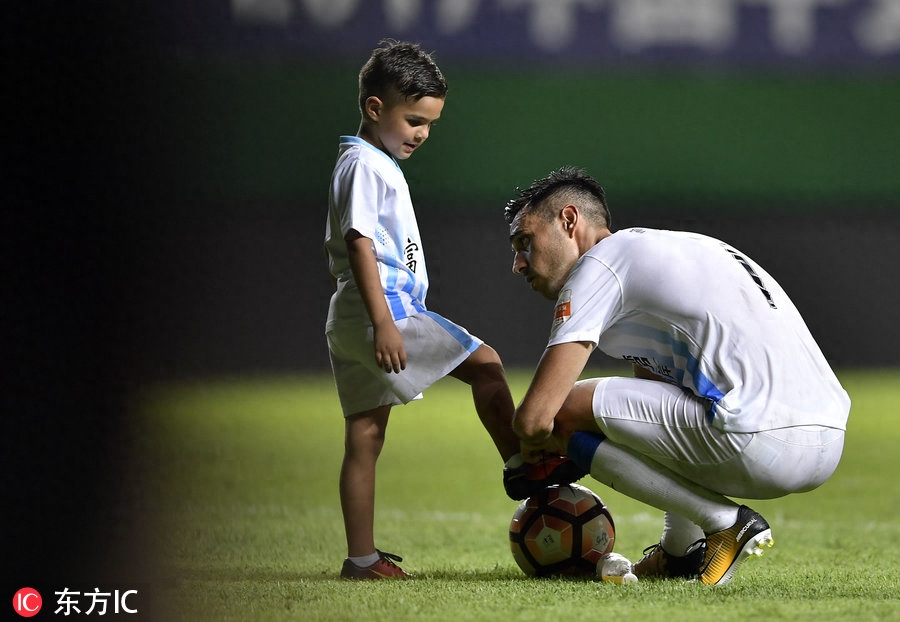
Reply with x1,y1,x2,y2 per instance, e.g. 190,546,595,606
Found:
559,379,599,417
555,379,603,439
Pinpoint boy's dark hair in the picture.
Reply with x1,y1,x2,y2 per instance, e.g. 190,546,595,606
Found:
504,166,612,230
359,39,448,113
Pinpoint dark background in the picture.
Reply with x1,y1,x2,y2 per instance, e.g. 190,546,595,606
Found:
5,0,898,594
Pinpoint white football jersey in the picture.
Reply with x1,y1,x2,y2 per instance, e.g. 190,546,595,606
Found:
326,136,429,330
548,228,850,433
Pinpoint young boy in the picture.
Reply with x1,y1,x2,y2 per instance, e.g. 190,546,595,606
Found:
324,40,524,579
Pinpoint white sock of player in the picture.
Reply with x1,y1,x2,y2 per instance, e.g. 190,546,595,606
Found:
348,552,380,568
568,432,738,534
660,512,706,556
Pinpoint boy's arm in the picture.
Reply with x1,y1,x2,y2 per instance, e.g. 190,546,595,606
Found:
345,229,407,373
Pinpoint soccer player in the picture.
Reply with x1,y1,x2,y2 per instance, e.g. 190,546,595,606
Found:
325,40,523,579
502,166,850,585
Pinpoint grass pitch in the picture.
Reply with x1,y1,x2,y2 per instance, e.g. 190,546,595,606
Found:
136,369,900,621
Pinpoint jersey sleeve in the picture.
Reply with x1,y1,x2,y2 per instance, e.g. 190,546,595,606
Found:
331,157,385,241
547,255,623,348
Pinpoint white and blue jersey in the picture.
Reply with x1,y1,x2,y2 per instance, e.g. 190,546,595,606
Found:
548,228,850,434
326,136,429,331
324,136,482,415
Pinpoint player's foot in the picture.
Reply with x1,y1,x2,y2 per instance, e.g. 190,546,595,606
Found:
699,505,774,585
340,550,411,580
503,453,588,500
633,539,706,580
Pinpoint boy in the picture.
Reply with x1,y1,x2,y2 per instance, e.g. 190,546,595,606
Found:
325,40,529,579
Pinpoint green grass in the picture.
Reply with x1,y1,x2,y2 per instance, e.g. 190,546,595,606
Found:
136,369,900,621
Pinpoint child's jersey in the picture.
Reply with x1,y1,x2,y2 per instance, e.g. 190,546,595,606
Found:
326,136,428,331
548,228,850,434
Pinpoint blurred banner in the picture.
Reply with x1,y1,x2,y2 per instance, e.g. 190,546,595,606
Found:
224,0,900,69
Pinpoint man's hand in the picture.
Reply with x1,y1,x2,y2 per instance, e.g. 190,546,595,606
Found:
521,440,552,464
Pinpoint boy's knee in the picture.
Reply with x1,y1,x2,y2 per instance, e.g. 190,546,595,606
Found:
475,344,503,367
455,344,506,384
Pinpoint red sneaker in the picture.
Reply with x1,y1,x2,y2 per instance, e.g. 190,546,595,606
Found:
503,454,588,500
340,550,412,580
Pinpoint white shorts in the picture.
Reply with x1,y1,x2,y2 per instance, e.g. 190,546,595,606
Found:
590,377,845,499
326,311,482,417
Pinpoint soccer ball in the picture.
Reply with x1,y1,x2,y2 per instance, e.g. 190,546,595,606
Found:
509,483,616,577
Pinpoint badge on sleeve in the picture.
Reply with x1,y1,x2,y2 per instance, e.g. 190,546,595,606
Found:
553,288,572,328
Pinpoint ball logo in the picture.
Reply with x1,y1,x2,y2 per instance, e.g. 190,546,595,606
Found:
12,588,42,618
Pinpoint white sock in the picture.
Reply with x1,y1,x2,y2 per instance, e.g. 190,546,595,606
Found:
348,552,380,568
586,440,738,534
660,512,706,556
504,453,524,469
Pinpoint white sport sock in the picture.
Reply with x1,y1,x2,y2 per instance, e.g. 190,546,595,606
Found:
348,552,380,568
504,453,524,469
587,440,738,534
660,512,706,556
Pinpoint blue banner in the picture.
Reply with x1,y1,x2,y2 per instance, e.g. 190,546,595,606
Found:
221,0,900,70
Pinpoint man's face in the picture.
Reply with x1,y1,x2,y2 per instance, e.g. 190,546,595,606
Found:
508,207,577,300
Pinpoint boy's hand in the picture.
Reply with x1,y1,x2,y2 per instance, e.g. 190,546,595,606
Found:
373,320,406,373
344,230,408,374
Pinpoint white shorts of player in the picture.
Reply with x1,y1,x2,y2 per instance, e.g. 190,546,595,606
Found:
589,377,845,500
327,311,483,417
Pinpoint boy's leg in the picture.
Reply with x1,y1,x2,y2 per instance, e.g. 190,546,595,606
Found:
449,344,519,462
339,404,411,579
340,405,391,558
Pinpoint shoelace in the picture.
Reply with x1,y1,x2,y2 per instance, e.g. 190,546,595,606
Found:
641,538,706,558
376,550,403,566
640,543,659,558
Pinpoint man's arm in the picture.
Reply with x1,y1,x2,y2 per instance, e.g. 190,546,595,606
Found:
345,230,406,373
514,341,593,462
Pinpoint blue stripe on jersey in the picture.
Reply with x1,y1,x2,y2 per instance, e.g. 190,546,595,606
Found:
616,322,725,403
383,258,425,319
669,339,725,402
403,280,426,312
384,266,408,320
421,311,480,353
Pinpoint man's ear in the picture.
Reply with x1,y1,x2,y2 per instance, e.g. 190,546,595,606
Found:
363,96,383,122
560,204,578,234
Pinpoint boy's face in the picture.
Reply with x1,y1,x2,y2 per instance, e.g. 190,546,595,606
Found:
362,93,444,160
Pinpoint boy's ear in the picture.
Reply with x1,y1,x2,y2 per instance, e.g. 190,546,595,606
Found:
363,96,383,122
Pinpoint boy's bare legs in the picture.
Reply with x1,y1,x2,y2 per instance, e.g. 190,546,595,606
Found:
449,344,520,462
340,404,391,558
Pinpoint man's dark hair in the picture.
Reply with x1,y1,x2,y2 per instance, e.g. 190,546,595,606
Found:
359,39,448,113
504,166,611,230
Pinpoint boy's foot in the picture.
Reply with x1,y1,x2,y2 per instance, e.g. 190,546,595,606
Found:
503,454,588,500
699,505,774,585
633,539,706,580
340,550,411,580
